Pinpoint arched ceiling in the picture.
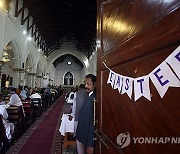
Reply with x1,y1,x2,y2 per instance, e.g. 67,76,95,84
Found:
8,0,97,58
47,48,88,68
53,54,84,68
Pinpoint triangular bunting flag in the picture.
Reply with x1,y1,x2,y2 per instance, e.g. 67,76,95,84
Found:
121,76,134,99
149,61,180,98
134,76,151,101
165,45,180,79
107,70,116,88
113,74,123,93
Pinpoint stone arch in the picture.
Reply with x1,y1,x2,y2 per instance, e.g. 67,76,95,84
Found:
47,49,88,68
48,49,88,85
1,40,22,87
3,39,22,68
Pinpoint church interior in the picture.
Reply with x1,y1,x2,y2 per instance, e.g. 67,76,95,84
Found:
0,0,180,154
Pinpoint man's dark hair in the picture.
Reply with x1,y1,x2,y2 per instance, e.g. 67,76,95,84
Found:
70,93,74,99
79,84,85,89
11,88,16,92
86,74,96,84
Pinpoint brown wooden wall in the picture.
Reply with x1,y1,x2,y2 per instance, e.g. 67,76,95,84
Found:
96,0,180,153
100,0,180,56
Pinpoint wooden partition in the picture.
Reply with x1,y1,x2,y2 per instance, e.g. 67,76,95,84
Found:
96,0,180,153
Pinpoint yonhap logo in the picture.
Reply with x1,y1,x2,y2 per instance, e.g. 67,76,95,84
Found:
116,132,131,149
116,132,180,149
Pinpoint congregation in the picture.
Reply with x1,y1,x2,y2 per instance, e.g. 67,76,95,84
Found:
0,85,62,153
0,74,96,154
60,74,96,154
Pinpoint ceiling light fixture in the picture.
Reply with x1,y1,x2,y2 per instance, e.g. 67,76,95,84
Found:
27,36,32,41
67,61,72,65
23,30,27,35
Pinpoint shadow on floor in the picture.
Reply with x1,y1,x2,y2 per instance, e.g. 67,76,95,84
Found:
62,144,77,154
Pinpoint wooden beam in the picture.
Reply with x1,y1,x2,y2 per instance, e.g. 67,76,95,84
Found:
27,20,35,32
15,0,19,17
27,15,30,32
15,0,26,17
35,33,41,42
31,22,34,34
33,27,38,38
37,36,43,46
22,14,30,25
25,0,47,10
21,8,24,25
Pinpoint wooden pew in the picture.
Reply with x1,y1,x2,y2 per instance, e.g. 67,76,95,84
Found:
6,106,25,138
31,98,42,118
22,100,33,125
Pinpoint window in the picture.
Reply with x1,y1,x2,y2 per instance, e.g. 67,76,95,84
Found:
64,72,73,85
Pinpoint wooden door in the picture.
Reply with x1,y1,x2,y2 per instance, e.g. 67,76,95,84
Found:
95,0,180,154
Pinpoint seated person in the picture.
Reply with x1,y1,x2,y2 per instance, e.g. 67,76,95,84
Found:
66,90,76,105
0,106,14,140
30,89,42,107
8,88,23,107
15,85,22,96
29,90,41,99
19,86,28,100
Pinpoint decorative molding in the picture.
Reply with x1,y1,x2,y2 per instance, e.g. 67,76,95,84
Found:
36,75,43,78
27,72,36,75
13,68,25,72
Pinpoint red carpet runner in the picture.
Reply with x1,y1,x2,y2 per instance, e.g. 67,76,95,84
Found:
7,94,65,154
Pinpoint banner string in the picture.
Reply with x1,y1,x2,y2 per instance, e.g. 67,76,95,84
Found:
104,45,180,101
103,62,111,71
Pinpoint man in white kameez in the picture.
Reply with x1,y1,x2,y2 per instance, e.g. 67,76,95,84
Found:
8,88,23,107
8,88,25,119
29,91,42,99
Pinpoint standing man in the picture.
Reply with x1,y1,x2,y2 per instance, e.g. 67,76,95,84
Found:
69,84,88,136
76,74,96,154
